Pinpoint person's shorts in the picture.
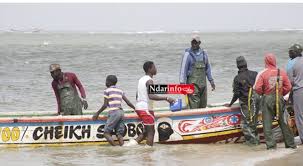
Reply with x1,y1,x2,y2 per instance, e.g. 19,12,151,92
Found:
135,110,155,125
104,109,125,135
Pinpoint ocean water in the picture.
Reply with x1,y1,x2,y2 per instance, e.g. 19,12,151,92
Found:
0,31,302,165
0,143,300,166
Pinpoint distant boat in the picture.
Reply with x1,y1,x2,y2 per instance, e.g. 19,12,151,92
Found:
9,28,42,33
42,41,49,46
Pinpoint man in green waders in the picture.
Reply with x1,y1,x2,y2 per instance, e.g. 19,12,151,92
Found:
180,35,215,109
254,53,296,150
50,64,88,115
226,56,260,145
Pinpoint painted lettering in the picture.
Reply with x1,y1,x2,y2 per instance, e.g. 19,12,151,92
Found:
33,127,43,140
11,127,20,141
64,126,69,139
33,125,92,141
54,126,63,139
96,125,105,139
81,125,91,139
44,126,54,140
127,123,136,137
2,127,11,142
69,126,82,140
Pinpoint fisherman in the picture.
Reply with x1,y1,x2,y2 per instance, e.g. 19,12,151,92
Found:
50,64,88,115
92,75,136,146
226,56,259,145
254,53,296,149
286,44,302,74
179,35,215,109
124,61,175,146
286,43,303,144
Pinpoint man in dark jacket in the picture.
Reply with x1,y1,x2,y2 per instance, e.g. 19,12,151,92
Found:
226,56,259,145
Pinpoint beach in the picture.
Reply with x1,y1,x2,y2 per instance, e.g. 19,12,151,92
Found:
1,31,303,165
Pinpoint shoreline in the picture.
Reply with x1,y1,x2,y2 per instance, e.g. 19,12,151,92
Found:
256,146,303,166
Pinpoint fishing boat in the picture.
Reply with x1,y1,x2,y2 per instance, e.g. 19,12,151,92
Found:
0,104,284,147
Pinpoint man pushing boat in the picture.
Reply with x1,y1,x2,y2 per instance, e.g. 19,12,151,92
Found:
49,64,88,115
226,56,260,146
124,61,175,146
92,75,136,146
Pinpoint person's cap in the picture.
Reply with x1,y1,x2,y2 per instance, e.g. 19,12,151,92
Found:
236,56,247,68
49,64,61,72
191,35,200,42
289,44,303,53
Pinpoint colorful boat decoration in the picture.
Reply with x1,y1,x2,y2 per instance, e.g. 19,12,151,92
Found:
0,104,283,147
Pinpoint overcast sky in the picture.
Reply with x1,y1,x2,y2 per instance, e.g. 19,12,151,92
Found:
0,3,302,32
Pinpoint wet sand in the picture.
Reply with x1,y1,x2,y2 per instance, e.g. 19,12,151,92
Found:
256,146,303,166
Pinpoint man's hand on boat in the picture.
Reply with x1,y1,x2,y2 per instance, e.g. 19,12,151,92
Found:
223,103,231,107
166,97,175,104
92,113,99,121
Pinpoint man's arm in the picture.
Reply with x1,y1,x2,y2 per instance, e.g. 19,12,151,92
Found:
93,90,109,120
72,73,88,109
204,51,215,90
52,82,61,114
228,76,240,106
122,95,136,110
179,51,190,84
287,63,295,86
286,59,292,75
253,72,264,95
92,97,109,120
72,73,86,99
282,71,292,96
146,80,175,104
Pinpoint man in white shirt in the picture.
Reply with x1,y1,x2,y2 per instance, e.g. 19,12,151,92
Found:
125,61,174,146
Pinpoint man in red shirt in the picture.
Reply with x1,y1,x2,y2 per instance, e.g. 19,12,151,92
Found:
254,53,296,149
50,64,88,115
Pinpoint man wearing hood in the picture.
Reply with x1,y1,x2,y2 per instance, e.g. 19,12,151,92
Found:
287,44,303,144
226,56,259,145
254,53,296,150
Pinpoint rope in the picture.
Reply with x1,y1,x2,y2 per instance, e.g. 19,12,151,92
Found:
276,69,280,120
248,87,253,122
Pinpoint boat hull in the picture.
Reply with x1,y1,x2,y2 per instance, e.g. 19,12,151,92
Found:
0,106,282,147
